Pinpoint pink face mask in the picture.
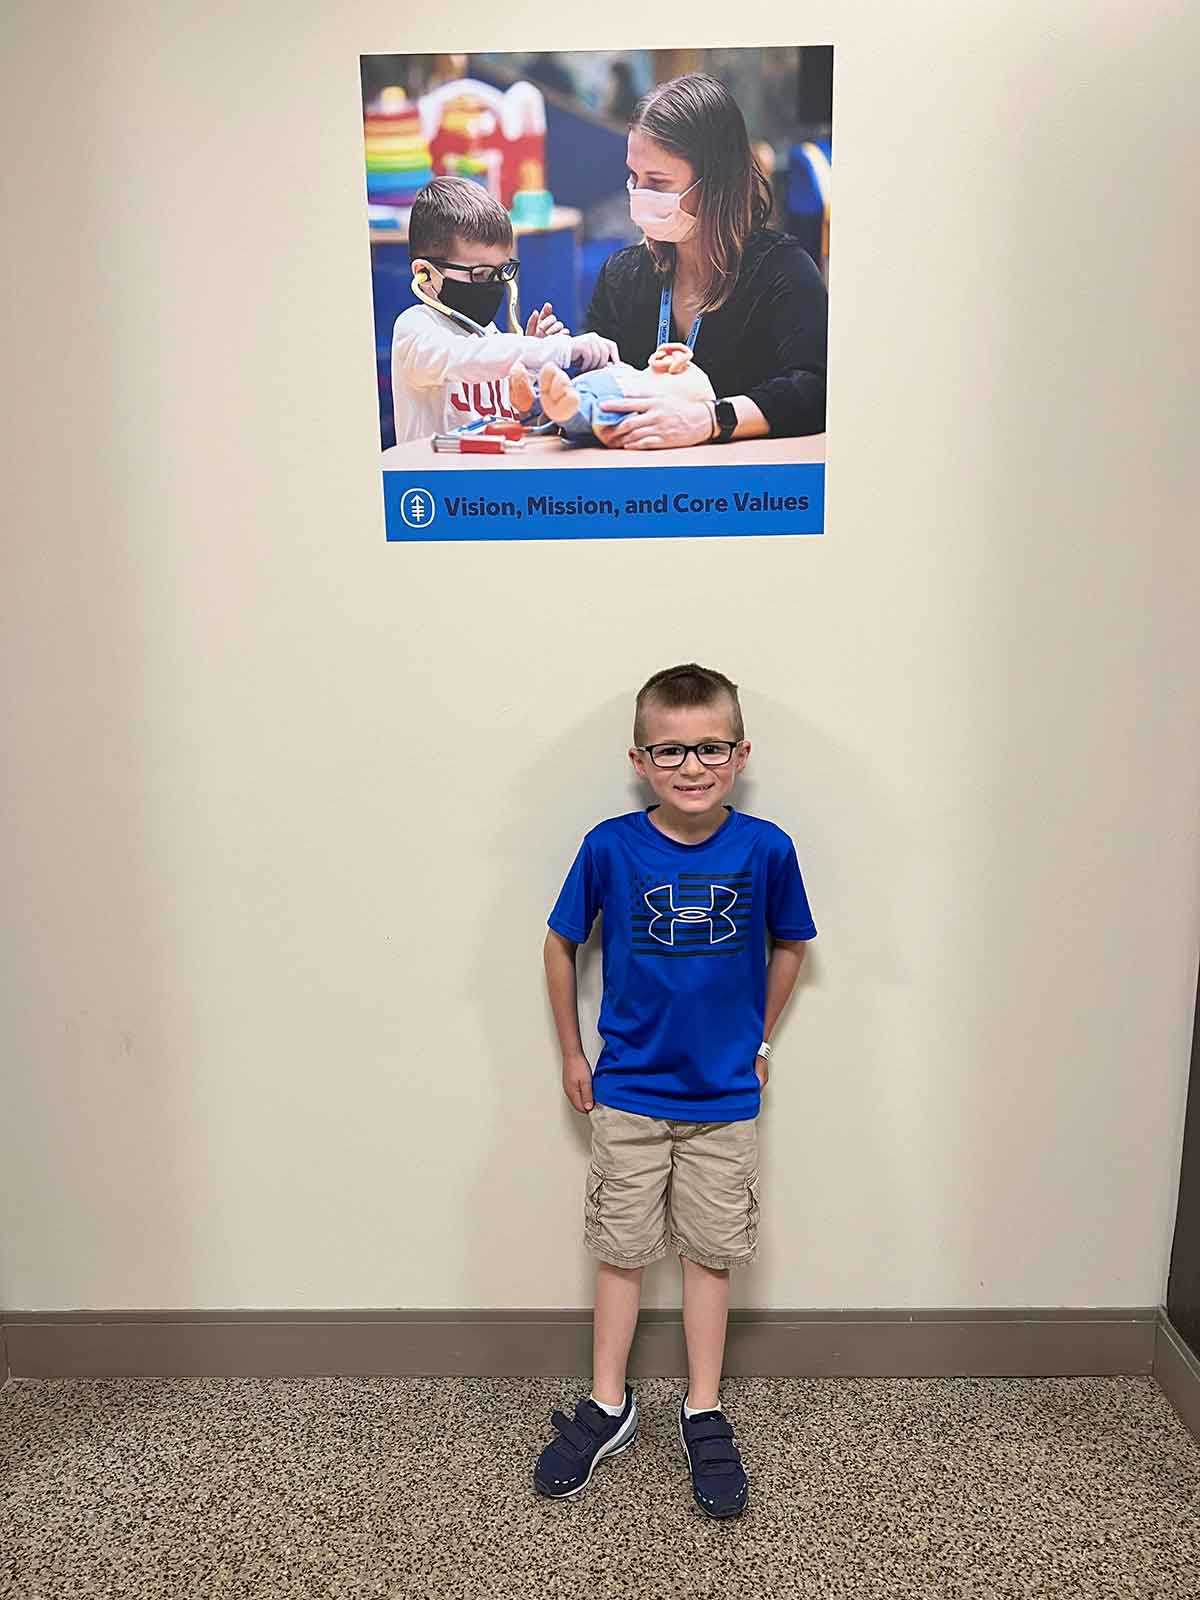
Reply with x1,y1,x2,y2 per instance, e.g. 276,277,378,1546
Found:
627,176,702,242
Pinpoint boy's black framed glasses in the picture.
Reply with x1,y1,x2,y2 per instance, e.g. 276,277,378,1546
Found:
637,741,742,769
425,257,521,284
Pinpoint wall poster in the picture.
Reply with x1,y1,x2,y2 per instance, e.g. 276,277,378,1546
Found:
360,46,832,541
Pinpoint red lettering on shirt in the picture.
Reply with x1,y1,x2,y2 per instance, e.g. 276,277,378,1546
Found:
448,379,519,424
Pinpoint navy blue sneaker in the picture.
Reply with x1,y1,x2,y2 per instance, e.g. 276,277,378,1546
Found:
533,1384,638,1498
678,1397,749,1518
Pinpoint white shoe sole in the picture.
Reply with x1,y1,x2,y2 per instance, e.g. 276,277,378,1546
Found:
536,1401,638,1499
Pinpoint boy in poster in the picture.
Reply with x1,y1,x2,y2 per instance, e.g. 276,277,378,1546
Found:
390,176,617,444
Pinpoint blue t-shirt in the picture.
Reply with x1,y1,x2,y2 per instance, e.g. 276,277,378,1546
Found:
547,805,816,1122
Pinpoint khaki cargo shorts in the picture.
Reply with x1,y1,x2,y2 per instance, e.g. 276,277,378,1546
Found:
584,1101,760,1271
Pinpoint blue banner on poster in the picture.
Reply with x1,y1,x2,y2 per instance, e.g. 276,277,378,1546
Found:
383,463,824,542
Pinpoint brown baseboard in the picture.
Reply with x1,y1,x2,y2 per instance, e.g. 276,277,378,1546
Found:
4,1305,1194,1445
0,1302,1159,1379
1154,1309,1200,1447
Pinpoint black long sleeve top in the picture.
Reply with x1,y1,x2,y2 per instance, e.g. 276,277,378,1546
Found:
583,229,828,437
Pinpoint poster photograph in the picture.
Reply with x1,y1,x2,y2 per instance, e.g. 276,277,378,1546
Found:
360,47,832,542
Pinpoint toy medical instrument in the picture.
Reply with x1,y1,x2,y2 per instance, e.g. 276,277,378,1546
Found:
431,432,526,453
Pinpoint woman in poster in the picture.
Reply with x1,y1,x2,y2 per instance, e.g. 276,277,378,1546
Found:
585,72,828,449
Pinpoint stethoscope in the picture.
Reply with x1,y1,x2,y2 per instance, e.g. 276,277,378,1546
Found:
412,263,699,351
410,264,522,336
410,261,560,435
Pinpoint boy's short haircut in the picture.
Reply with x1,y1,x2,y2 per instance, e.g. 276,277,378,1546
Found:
633,663,745,745
408,176,515,261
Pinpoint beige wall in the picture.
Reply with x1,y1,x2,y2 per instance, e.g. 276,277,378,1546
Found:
2,1,1199,1314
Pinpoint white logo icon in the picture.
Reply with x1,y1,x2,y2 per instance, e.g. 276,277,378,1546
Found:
400,488,436,528
644,883,738,946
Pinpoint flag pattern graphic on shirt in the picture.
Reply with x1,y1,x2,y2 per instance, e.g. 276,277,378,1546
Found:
630,872,753,957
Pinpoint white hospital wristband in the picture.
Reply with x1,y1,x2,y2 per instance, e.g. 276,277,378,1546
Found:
756,1041,773,1059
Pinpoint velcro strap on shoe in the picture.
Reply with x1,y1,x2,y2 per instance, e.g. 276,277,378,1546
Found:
575,1400,614,1440
695,1438,739,1470
549,1409,594,1456
687,1418,733,1443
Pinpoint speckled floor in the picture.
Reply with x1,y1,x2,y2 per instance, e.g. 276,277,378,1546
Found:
1,1373,1198,1599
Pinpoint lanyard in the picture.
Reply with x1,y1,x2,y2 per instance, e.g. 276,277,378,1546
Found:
658,282,702,350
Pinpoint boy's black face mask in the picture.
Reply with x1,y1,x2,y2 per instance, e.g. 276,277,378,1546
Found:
437,276,505,327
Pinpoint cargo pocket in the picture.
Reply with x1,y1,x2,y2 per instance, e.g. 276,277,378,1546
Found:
585,1162,606,1233
745,1172,761,1252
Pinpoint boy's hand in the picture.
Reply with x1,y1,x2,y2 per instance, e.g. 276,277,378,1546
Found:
562,1053,594,1113
569,332,619,372
527,301,567,339
755,1054,769,1091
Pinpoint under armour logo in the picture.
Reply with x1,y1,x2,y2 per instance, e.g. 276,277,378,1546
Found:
644,883,738,946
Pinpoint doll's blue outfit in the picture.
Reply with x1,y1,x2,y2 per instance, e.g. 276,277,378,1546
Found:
519,363,638,443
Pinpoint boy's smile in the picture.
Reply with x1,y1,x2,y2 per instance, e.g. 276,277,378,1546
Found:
629,700,750,841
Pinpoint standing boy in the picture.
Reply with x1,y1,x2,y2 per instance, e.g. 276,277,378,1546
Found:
535,663,816,1518
391,176,617,443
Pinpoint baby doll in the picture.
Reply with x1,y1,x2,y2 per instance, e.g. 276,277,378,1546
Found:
507,342,715,447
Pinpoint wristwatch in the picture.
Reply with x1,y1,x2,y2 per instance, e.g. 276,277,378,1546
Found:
713,398,737,443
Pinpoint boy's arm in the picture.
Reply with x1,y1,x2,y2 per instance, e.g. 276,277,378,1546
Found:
759,938,808,1080
544,928,594,1113
392,316,577,389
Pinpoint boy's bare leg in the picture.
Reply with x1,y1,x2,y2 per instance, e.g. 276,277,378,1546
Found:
591,1262,643,1406
680,1256,730,1411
